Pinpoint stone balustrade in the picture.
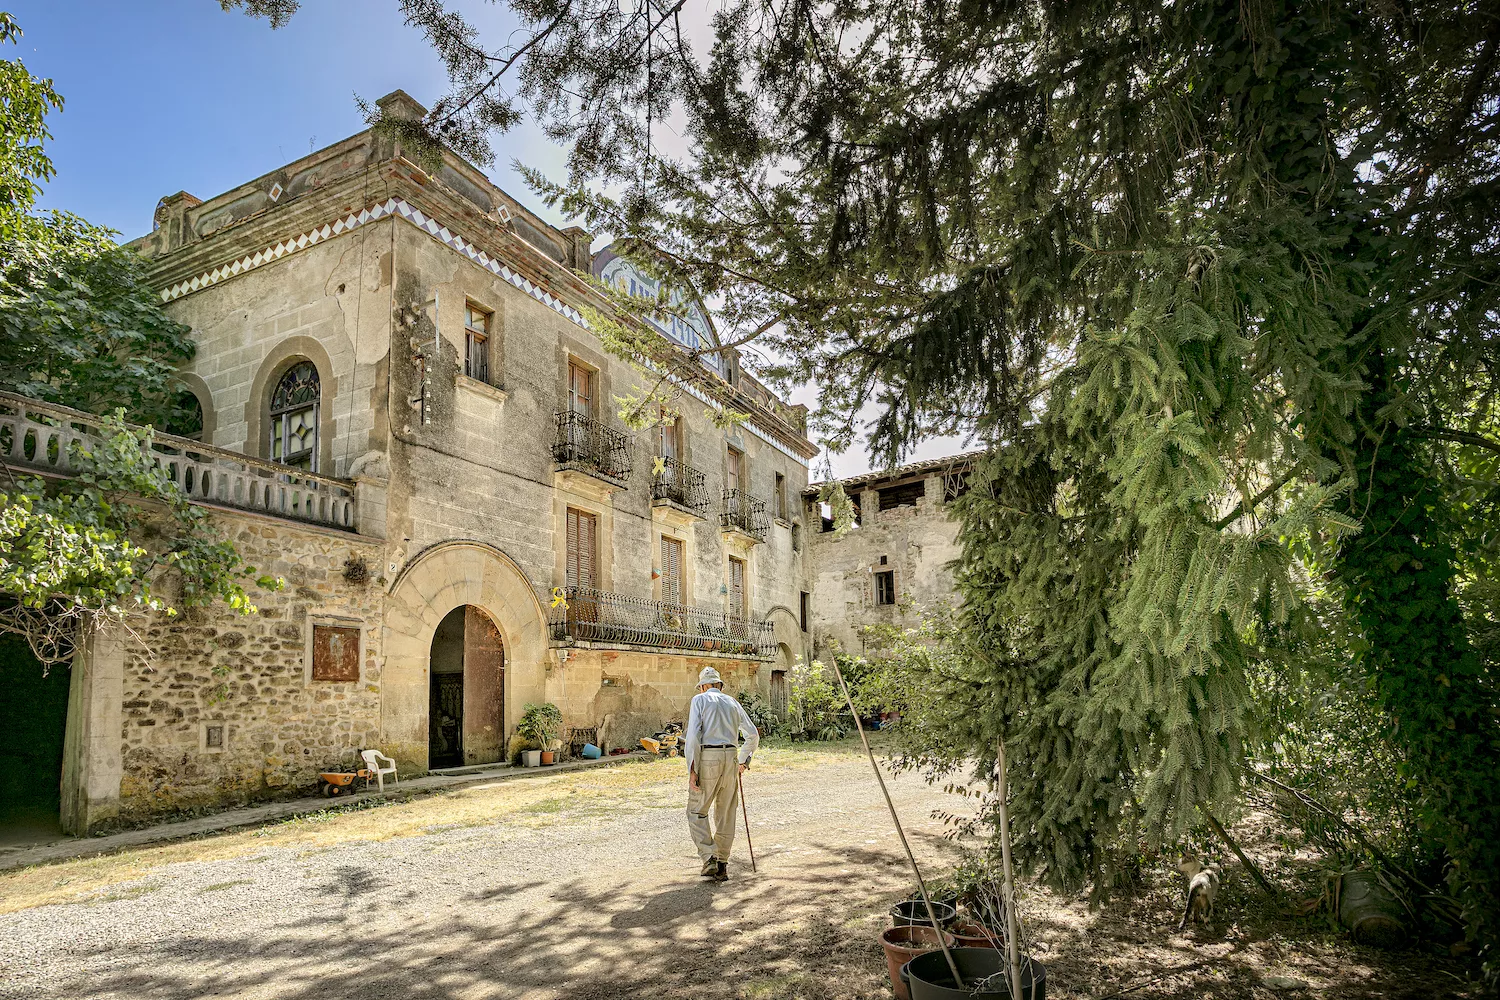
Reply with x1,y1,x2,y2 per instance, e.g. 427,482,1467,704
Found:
0,391,357,532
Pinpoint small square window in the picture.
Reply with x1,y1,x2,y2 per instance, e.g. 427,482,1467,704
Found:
312,624,361,682
205,724,224,749
464,304,491,383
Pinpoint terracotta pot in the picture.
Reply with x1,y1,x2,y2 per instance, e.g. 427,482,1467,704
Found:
950,922,998,949
879,926,955,1000
540,750,555,765
890,899,957,929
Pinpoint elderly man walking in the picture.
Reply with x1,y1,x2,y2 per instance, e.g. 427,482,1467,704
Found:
684,666,760,881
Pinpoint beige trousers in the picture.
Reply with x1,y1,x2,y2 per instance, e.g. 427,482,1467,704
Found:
687,748,739,863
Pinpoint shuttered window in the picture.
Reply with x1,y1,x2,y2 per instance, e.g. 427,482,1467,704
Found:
566,508,597,588
658,412,681,460
726,448,742,491
728,556,746,617
568,361,594,415
661,536,685,606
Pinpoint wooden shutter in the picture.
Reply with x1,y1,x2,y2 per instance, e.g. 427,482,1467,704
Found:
726,448,741,491
658,414,680,461
566,508,597,589
568,361,593,415
729,557,746,617
661,536,684,606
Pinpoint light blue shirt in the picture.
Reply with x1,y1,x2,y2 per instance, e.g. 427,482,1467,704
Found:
684,688,760,772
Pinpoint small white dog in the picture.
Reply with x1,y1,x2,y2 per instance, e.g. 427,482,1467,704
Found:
1177,858,1220,929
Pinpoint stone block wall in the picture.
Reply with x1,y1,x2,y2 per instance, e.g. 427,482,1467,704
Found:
806,472,964,660
117,511,385,820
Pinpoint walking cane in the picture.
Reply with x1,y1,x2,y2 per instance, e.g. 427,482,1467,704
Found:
738,772,757,872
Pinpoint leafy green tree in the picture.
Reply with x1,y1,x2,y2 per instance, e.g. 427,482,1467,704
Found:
0,15,271,661
232,0,1499,962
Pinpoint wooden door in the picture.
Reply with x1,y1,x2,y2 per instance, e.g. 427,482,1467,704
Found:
726,448,742,491
566,508,599,635
728,557,748,640
661,536,685,606
462,607,505,766
729,556,746,614
770,669,789,717
568,361,593,415
658,413,680,461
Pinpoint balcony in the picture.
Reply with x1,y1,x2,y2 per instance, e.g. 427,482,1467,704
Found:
549,586,775,659
552,410,632,488
719,488,769,542
0,391,357,531
651,457,710,518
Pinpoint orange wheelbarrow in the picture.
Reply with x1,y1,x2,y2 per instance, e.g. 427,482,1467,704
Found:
317,769,373,797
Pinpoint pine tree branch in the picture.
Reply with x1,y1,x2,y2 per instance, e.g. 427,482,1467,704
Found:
1212,467,1302,531
1410,425,1500,456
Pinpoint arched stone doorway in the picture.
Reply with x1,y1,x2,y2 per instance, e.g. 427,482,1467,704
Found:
383,541,550,773
428,606,506,768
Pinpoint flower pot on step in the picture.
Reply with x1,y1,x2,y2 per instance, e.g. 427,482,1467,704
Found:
951,922,999,949
901,949,1047,1000
879,926,955,1000
522,750,542,767
890,899,957,929
540,750,555,765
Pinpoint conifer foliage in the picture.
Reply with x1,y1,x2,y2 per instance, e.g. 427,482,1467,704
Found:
237,0,1499,960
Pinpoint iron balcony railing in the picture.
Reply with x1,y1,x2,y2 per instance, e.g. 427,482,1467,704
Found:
549,586,775,659
552,410,632,487
719,488,770,542
651,456,710,516
0,391,357,531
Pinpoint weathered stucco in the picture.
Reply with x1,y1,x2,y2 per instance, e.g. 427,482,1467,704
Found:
805,458,976,661
46,91,827,832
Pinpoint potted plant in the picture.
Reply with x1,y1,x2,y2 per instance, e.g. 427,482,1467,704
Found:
518,703,562,766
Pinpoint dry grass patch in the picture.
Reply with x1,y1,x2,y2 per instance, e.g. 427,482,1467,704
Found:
0,743,862,915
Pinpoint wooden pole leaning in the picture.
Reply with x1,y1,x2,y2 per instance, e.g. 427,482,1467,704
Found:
829,657,963,989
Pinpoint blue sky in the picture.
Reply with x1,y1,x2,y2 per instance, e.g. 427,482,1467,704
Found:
10,0,965,477
13,0,567,239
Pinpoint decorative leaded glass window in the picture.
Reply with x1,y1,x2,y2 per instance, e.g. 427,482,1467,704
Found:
270,361,320,471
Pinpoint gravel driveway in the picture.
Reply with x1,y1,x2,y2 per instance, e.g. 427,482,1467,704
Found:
0,746,965,1000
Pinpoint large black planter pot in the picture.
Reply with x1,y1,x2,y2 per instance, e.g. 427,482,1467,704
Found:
901,949,1047,1000
890,899,957,928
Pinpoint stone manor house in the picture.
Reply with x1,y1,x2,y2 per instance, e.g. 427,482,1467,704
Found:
0,92,975,836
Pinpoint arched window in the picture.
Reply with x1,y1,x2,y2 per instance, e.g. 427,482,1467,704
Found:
166,390,205,441
269,361,320,470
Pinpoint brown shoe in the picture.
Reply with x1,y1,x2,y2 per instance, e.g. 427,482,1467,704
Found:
700,857,719,877
712,861,728,882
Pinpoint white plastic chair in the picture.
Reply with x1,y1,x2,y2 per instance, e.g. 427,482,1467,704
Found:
361,749,399,791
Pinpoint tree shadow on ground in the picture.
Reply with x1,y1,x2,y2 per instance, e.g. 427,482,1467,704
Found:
40,848,916,1000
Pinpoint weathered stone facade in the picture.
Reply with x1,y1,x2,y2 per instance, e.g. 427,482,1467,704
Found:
11,90,983,834
117,514,385,822
804,453,980,661
31,90,825,832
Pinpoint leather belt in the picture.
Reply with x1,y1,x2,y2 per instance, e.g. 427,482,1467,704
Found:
700,744,736,749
